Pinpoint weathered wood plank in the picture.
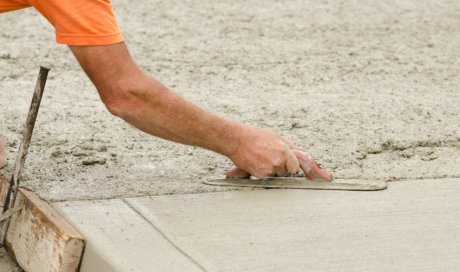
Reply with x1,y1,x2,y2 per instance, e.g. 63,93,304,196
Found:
0,176,85,272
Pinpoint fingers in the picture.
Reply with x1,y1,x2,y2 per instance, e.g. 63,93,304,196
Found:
285,149,300,174
226,166,251,178
292,149,333,182
269,146,298,177
227,148,333,182
225,126,331,181
274,166,287,177
227,147,300,179
292,149,316,180
281,138,303,175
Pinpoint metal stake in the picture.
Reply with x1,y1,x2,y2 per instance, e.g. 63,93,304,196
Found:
0,66,50,246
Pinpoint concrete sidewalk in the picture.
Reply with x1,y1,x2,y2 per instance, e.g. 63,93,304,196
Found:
54,179,460,272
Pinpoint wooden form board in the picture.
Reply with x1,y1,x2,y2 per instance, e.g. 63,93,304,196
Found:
0,176,85,272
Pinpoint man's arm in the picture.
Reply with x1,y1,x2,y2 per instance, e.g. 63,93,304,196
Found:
69,42,302,178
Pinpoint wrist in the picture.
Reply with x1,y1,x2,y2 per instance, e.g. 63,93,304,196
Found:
215,119,247,159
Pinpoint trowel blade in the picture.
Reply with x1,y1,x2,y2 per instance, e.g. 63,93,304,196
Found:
204,177,387,191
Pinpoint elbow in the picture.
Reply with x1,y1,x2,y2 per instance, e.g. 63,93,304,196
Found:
98,75,152,119
103,95,127,118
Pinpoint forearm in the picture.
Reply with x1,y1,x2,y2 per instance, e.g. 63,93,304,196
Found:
112,76,243,157
70,44,244,157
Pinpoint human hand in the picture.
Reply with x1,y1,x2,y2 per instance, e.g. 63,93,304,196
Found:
225,126,333,181
225,126,299,178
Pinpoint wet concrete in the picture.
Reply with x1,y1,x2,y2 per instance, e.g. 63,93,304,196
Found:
54,178,460,271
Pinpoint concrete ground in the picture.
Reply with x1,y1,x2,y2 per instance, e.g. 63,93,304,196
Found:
54,179,460,271
0,248,21,272
1,0,459,201
1,0,459,270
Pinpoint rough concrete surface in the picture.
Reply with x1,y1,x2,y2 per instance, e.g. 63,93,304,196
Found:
0,247,21,272
1,0,460,201
55,179,460,272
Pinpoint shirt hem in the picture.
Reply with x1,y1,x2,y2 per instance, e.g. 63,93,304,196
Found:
56,32,124,46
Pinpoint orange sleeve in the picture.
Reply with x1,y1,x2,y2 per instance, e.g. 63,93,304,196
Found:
28,0,124,45
0,0,30,13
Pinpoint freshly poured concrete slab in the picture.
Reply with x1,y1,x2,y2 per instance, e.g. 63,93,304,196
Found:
55,179,460,271
53,199,204,272
126,179,460,271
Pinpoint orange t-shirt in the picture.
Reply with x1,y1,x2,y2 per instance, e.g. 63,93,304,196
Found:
0,0,124,45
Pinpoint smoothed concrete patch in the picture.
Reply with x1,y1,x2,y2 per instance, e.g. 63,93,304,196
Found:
53,199,204,272
56,179,460,271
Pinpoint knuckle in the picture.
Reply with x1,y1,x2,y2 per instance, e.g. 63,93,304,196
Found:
272,157,283,167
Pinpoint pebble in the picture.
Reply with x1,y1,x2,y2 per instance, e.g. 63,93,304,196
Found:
82,158,107,166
